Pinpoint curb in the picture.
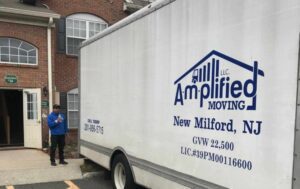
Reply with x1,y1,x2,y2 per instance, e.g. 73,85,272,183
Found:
82,171,105,178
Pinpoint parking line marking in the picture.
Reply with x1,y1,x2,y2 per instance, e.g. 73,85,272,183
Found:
64,181,80,189
6,186,14,189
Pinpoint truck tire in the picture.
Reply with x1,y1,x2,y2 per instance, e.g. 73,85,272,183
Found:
112,154,137,189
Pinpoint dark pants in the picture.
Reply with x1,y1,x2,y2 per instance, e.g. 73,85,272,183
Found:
50,134,65,163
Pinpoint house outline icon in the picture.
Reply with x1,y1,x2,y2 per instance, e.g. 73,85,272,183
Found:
174,50,265,85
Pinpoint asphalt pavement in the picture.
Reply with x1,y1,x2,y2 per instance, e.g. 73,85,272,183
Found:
0,174,147,189
0,150,146,189
1,175,113,189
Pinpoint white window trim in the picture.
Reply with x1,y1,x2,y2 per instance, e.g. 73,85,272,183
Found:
66,14,108,56
67,88,79,129
0,38,38,66
0,60,38,66
67,13,107,23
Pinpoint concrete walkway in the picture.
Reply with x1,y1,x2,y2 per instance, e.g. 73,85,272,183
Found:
0,149,84,186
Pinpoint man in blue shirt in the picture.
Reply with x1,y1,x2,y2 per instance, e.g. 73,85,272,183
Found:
47,104,68,166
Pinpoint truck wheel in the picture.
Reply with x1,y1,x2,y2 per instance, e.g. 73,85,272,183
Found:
112,154,136,189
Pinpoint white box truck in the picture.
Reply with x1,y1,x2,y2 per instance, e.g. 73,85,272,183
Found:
79,0,300,188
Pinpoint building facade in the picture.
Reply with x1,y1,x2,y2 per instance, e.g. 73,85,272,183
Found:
40,0,128,149
0,0,150,153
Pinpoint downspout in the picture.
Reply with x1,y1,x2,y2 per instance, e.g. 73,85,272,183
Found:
48,17,53,144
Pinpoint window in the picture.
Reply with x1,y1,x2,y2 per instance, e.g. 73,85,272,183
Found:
66,13,108,56
0,38,37,65
27,93,38,120
67,88,79,128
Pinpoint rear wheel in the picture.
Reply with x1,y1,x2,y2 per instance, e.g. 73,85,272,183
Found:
112,154,136,189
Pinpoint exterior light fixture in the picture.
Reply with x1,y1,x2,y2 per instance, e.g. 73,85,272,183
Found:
43,86,49,97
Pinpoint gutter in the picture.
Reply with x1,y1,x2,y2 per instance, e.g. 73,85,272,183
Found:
0,7,60,19
123,2,144,12
47,17,53,120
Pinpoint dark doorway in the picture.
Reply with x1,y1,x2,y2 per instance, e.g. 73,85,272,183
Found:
0,89,24,147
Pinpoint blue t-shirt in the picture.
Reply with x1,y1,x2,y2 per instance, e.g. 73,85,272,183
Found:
47,112,68,135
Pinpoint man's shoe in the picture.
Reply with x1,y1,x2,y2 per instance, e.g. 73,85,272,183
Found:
59,160,68,165
51,162,57,166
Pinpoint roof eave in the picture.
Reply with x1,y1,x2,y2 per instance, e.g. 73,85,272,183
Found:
123,2,144,13
0,7,60,19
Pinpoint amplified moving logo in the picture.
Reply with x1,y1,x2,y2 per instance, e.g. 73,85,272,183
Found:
174,50,265,110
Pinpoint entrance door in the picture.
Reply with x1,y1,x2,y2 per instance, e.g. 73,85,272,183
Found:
23,88,42,148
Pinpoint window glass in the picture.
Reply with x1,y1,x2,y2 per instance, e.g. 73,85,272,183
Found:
20,56,27,63
1,55,9,62
19,50,27,56
28,57,36,64
66,14,108,56
27,94,38,120
66,38,85,55
67,89,79,128
0,38,37,65
2,47,8,54
10,38,21,47
10,55,18,62
10,48,18,55
28,50,36,56
0,38,8,46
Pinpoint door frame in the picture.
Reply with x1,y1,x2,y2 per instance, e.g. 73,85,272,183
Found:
0,87,43,149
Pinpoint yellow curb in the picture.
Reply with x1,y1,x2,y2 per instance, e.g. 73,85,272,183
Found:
65,180,80,189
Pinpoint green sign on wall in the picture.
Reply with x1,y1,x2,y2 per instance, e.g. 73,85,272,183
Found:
42,100,49,108
4,75,17,84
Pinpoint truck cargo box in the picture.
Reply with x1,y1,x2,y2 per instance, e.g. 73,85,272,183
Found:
79,0,300,188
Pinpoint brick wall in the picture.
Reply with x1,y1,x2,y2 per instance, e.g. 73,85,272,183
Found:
41,0,128,92
40,0,128,153
0,21,55,146
41,0,127,25
0,0,128,151
0,22,49,88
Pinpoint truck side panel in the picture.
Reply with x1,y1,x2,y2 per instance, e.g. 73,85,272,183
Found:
293,35,300,189
80,0,300,188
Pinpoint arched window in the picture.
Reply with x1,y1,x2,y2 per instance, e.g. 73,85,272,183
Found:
66,13,108,55
0,38,38,65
